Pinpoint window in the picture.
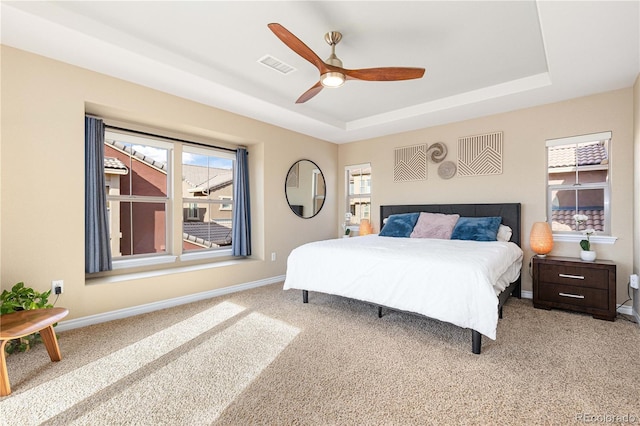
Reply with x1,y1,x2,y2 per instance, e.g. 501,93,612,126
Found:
546,131,611,236
104,131,171,259
182,146,235,252
346,163,371,226
103,128,236,269
219,196,232,211
187,203,200,220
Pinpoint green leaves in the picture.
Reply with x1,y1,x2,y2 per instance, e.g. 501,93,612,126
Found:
580,239,591,251
1,282,52,314
1,282,54,354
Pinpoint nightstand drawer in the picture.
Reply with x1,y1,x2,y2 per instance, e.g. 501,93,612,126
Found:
537,282,608,310
539,264,608,289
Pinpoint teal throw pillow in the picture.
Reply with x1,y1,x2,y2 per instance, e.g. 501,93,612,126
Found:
379,213,420,238
450,216,502,241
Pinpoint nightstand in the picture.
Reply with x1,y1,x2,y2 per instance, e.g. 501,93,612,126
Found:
533,256,616,321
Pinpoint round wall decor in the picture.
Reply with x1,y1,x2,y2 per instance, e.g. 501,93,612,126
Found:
426,142,447,163
438,161,457,179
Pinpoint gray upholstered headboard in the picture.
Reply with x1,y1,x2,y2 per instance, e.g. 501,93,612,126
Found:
379,203,521,247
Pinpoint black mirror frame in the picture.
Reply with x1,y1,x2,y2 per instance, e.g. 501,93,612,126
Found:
285,159,326,219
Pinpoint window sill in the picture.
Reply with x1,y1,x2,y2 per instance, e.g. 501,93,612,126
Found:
552,234,617,245
180,248,232,262
110,248,233,270
86,257,254,285
112,255,178,270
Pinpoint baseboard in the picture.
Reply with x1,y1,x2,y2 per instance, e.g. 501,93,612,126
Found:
55,275,285,333
634,288,640,328
519,289,635,317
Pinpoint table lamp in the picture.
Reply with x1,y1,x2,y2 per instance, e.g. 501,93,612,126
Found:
359,219,373,236
530,222,553,257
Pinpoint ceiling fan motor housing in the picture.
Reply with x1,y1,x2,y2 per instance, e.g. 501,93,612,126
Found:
322,31,345,87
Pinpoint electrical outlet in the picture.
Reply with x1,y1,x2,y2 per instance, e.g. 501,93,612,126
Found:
631,274,639,290
271,252,276,262
52,280,64,295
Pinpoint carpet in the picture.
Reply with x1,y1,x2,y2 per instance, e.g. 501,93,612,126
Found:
1,283,638,425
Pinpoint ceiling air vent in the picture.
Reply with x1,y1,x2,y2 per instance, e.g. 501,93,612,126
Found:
258,55,296,75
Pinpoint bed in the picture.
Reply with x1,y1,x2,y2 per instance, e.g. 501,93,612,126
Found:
283,203,523,354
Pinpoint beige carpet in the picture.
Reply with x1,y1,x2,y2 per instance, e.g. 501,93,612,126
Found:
2,283,638,425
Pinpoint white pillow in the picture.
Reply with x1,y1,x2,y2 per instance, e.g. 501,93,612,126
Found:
496,224,512,242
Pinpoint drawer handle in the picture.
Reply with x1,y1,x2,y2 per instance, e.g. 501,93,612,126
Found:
558,273,585,280
559,292,585,299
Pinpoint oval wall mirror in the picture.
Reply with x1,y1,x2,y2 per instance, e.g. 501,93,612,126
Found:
285,159,326,218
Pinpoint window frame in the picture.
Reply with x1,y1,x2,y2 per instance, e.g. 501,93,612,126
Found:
180,144,236,261
104,130,173,269
101,127,239,271
345,163,372,230
545,131,616,244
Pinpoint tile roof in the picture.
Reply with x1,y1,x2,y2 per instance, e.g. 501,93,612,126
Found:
105,139,168,172
551,208,605,232
183,221,232,247
182,164,233,193
548,142,608,168
104,157,128,174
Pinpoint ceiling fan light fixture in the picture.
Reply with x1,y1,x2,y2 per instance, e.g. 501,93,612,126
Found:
268,23,425,103
320,72,345,88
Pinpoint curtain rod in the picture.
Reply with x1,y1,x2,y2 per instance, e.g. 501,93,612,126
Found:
104,124,242,154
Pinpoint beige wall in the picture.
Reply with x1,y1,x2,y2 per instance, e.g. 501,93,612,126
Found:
1,45,637,320
339,88,635,303
0,46,338,320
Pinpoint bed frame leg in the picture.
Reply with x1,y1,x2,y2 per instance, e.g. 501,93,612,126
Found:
499,307,503,319
472,330,482,355
302,290,308,304
377,306,383,318
514,278,522,299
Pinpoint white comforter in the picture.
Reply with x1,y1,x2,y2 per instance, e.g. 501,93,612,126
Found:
283,235,523,340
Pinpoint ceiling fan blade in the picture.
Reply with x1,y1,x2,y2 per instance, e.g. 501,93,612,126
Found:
344,67,425,82
268,23,330,74
296,81,324,104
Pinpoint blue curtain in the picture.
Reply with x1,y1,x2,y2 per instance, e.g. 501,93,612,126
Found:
232,147,251,256
85,116,112,273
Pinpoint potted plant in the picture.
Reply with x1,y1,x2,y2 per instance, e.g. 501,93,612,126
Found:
1,282,53,354
342,212,353,238
573,214,596,261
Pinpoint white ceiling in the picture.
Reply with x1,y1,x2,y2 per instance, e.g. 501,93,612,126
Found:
2,1,638,144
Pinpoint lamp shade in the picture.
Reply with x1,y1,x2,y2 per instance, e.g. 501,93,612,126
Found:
530,222,553,257
359,219,373,236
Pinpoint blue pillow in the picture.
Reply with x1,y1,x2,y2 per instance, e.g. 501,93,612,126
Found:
450,217,502,241
379,213,420,238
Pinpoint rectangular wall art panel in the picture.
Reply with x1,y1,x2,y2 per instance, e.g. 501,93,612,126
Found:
457,131,503,176
394,144,427,182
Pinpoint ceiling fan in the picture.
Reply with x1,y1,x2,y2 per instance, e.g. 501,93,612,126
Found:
267,23,426,104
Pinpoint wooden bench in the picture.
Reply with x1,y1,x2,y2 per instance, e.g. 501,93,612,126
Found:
0,307,69,396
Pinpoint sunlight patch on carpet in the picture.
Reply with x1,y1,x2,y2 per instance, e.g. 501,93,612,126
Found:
0,301,245,425
67,312,300,425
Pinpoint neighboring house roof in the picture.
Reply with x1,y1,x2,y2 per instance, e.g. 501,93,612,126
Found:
548,142,608,169
105,141,232,193
104,157,128,174
105,139,168,173
551,208,605,232
183,221,232,247
182,164,233,194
